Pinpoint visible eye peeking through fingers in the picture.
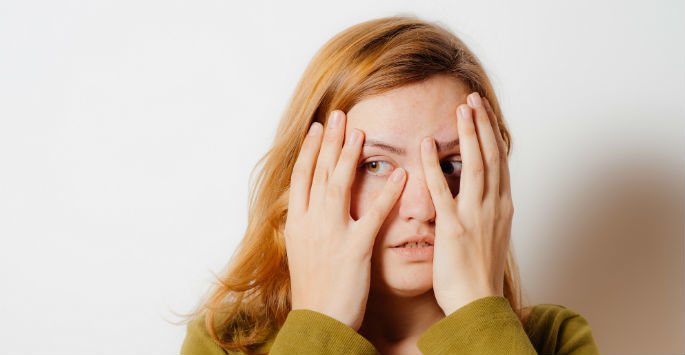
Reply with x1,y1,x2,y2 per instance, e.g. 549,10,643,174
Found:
439,159,462,178
358,158,462,179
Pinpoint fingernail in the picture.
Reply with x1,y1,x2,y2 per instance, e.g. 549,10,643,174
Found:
329,111,340,128
459,105,471,120
467,92,482,108
307,122,321,136
422,137,434,152
391,168,405,182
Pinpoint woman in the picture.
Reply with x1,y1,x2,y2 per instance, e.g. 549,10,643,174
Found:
181,16,600,354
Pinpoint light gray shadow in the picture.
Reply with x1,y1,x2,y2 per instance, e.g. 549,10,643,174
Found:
537,149,684,354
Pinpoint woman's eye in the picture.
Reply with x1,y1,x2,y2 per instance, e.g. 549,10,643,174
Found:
360,160,392,176
440,159,462,178
359,159,462,178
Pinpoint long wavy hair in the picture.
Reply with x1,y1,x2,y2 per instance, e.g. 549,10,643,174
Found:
187,15,526,354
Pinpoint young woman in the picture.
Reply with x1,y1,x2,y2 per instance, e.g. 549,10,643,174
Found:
181,16,600,355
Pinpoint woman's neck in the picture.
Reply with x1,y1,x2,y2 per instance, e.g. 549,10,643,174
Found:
358,288,446,351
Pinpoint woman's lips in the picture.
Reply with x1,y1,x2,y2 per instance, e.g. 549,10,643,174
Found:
390,235,435,248
389,245,434,261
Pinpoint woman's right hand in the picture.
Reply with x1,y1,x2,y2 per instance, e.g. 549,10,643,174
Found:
284,110,407,332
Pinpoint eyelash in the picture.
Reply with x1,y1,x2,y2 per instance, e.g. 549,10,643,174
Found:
358,159,462,179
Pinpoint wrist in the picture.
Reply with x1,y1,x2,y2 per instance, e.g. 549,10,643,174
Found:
440,289,501,315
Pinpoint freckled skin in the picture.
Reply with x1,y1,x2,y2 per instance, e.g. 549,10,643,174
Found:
345,74,469,297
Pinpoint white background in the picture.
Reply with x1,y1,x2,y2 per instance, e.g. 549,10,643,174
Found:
1,1,683,354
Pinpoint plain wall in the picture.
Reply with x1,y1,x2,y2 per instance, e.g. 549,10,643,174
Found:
0,1,683,354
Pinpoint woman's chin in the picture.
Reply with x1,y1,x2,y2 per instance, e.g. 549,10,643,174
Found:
373,263,434,297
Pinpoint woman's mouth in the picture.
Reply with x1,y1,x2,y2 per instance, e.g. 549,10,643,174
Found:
390,242,434,261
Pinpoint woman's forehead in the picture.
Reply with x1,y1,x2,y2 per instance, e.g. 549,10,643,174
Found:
345,75,468,137
347,76,469,124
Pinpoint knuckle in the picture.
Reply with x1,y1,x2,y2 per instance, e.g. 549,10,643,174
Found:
437,179,451,196
449,220,466,236
326,183,344,200
456,224,466,236
485,151,499,165
492,203,502,219
465,127,477,138
470,163,484,176
302,135,318,149
313,167,328,185
502,198,514,217
284,222,296,240
324,130,338,142
343,143,358,160
291,165,307,180
478,110,490,122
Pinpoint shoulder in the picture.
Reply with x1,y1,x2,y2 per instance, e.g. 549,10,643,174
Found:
525,303,590,329
181,316,232,355
523,303,599,354
181,315,275,355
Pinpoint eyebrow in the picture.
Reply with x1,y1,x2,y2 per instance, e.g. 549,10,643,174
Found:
363,138,459,155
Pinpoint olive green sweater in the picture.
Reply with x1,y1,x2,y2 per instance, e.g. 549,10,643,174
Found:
181,296,600,354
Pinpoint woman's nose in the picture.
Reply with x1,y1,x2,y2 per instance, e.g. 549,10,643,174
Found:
397,168,436,223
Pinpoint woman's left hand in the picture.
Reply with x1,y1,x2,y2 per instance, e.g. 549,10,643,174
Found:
420,92,514,315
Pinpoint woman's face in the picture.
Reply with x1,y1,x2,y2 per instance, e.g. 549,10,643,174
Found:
345,74,468,297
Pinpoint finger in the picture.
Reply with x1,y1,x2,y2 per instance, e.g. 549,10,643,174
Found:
467,92,500,202
288,122,324,215
356,168,406,247
456,104,484,205
483,97,512,198
482,97,506,157
329,127,364,218
420,136,456,215
311,110,346,207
